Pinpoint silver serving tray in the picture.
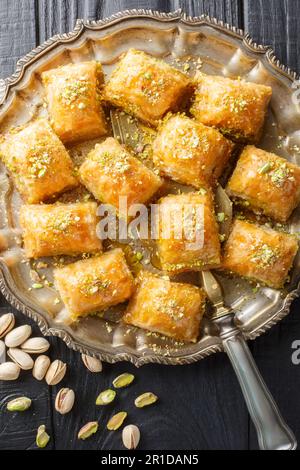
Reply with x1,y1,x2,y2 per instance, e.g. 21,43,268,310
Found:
0,9,300,366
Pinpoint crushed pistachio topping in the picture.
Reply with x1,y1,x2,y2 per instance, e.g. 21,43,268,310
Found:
140,72,166,104
91,150,131,175
79,275,111,296
222,94,249,113
27,144,52,179
258,160,295,188
157,297,185,321
49,213,81,234
59,78,91,108
198,188,207,196
250,243,279,269
270,163,295,187
258,162,273,175
40,213,81,239
169,123,210,160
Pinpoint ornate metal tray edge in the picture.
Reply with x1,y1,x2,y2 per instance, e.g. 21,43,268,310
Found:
0,8,299,366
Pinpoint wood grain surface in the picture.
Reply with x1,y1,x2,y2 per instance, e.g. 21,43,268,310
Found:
0,0,299,450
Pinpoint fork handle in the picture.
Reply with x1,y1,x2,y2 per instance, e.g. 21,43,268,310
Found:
220,325,297,450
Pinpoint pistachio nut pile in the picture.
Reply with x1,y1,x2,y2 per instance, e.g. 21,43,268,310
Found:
1,313,159,450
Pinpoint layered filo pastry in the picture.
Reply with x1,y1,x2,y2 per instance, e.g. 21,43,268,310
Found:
79,137,162,218
190,73,272,143
226,146,300,223
156,191,221,273
153,113,234,188
123,271,206,343
54,248,134,321
42,61,107,143
222,219,298,289
103,49,193,127
0,119,78,203
20,202,102,258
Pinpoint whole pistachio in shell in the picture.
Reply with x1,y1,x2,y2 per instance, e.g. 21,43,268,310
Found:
0,362,21,381
5,325,32,348
32,355,50,381
55,388,75,415
122,424,140,450
45,360,67,386
7,348,34,370
81,354,102,373
21,337,50,354
0,313,15,339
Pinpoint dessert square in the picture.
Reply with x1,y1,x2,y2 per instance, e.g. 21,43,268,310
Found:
226,145,300,222
54,248,134,320
0,119,78,203
190,73,272,143
42,61,107,143
20,202,102,258
123,271,206,343
222,219,298,288
79,137,162,218
153,113,234,188
103,49,193,127
156,191,221,273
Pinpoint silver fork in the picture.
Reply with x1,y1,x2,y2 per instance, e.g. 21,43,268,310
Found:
200,270,297,450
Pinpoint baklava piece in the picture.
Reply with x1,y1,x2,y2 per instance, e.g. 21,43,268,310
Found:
20,202,102,258
0,119,77,203
42,61,107,143
190,73,272,143
103,49,193,127
222,219,298,289
79,137,162,218
226,146,300,223
123,271,206,343
153,113,234,188
54,248,134,320
156,191,221,273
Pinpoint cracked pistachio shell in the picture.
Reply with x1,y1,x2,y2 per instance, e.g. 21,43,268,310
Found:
96,389,116,405
0,362,21,380
81,354,102,373
33,355,51,381
122,425,140,450
0,313,15,339
7,348,34,370
55,388,75,415
112,373,135,389
21,337,50,354
78,422,98,440
107,412,127,431
134,392,158,408
45,359,67,386
7,396,32,412
36,425,50,448
5,325,32,348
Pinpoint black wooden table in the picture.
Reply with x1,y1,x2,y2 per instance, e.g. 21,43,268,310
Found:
0,0,300,451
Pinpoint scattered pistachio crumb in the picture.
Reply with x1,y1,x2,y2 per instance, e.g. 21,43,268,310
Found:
32,283,44,289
